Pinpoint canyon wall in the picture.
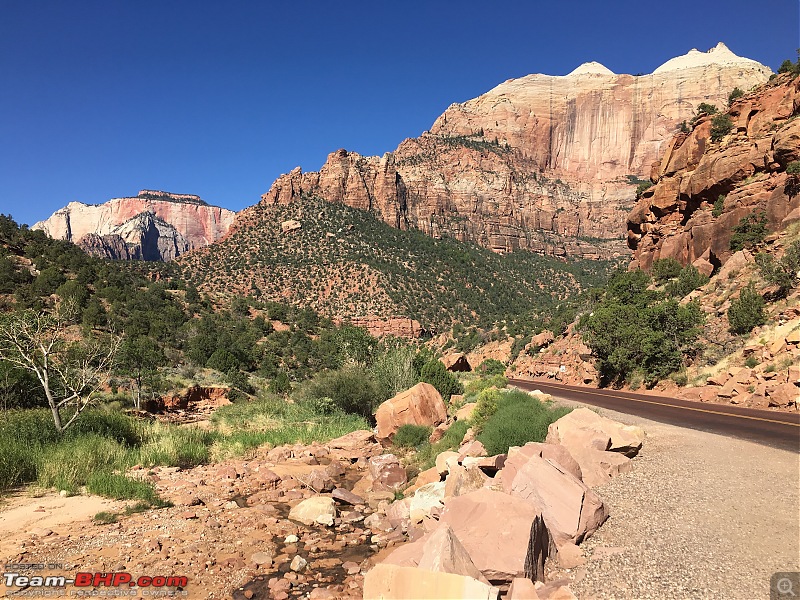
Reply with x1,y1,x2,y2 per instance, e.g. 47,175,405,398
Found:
628,74,799,272
33,190,237,261
260,43,771,259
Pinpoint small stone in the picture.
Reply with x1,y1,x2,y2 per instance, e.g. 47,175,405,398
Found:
243,590,254,599
284,534,299,544
290,555,307,572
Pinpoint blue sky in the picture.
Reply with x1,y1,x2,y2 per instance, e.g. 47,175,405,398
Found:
1,1,797,226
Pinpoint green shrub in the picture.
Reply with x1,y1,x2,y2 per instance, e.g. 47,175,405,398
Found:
787,161,800,175
727,87,744,106
477,390,571,455
696,102,718,116
651,258,683,283
470,387,503,433
132,425,214,469
744,355,759,369
755,241,800,297
730,211,768,251
393,424,432,449
420,360,463,402
371,346,417,402
635,181,653,199
464,375,508,397
299,365,380,419
712,194,726,217
728,282,766,334
665,265,709,298
710,114,734,142
476,359,506,376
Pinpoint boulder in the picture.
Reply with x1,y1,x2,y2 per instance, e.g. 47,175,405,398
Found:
417,525,490,584
363,564,498,600
375,382,448,443
508,578,541,599
368,454,408,492
455,402,477,422
288,496,336,527
436,451,460,477
502,453,608,545
429,422,451,444
331,488,365,506
457,440,487,462
502,443,583,484
440,488,553,583
568,447,633,487
444,463,490,498
546,408,644,457
410,481,446,522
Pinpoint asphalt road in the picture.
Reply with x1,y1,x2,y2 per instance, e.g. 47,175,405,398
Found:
510,378,800,452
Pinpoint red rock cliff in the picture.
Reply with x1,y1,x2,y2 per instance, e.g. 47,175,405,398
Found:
261,44,770,259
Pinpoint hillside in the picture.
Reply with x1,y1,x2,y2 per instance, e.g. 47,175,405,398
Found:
261,43,770,259
32,190,237,261
176,195,618,334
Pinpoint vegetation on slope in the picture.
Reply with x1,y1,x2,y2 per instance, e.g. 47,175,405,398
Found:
177,195,619,333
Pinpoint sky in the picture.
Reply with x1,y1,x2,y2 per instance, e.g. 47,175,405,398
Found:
1,1,797,227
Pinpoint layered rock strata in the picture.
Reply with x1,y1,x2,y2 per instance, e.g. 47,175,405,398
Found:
262,44,770,259
33,190,236,261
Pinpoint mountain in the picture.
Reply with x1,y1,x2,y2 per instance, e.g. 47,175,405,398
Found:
32,190,237,261
261,43,771,259
513,72,799,408
175,195,618,334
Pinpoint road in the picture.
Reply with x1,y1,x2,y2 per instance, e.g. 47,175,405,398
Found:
510,378,800,452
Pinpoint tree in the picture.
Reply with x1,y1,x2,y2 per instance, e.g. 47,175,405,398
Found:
0,302,120,432
727,87,744,106
728,282,766,334
118,335,165,410
710,114,734,142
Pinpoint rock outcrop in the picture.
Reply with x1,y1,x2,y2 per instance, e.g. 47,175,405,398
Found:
33,190,236,261
628,74,799,270
262,44,770,259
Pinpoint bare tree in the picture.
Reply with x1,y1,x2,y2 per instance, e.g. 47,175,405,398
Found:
0,302,120,432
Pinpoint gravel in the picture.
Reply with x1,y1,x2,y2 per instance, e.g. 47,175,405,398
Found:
551,402,799,600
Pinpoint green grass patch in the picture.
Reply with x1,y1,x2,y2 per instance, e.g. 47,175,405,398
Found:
86,471,168,506
393,424,432,449
477,390,571,455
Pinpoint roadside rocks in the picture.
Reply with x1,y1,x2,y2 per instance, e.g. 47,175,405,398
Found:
375,382,448,443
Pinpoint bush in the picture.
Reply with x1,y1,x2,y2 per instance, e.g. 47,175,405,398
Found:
86,472,166,505
786,161,800,175
393,424,432,449
755,241,800,297
730,211,768,251
728,282,766,334
710,114,734,142
635,181,653,199
300,365,380,419
371,346,417,402
696,102,718,116
665,265,709,298
727,87,744,106
477,390,571,455
36,435,126,493
651,258,683,283
476,359,506,376
464,375,508,398
470,387,503,433
712,194,726,218
419,360,463,402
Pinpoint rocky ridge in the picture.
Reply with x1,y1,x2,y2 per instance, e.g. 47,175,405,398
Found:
261,44,770,259
33,190,237,261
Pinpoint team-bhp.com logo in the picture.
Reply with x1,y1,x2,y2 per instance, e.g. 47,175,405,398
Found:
4,571,188,596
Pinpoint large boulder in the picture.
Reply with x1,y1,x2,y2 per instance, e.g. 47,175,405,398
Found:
375,382,448,443
363,564,498,600
288,496,336,526
410,481,446,522
439,488,553,583
368,454,408,492
501,453,608,546
546,408,644,457
501,443,583,483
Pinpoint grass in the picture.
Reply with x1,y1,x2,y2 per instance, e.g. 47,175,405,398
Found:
1,392,369,502
393,424,432,449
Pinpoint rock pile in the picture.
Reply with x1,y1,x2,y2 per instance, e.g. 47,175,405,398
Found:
362,407,645,599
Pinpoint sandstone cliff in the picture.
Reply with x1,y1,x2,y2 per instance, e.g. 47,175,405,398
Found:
628,74,799,271
33,190,237,261
261,44,770,259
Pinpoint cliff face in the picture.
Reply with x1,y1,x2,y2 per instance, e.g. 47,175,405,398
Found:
261,44,771,259
628,74,800,271
33,190,237,261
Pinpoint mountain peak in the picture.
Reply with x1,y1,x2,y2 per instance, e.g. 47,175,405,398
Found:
567,61,616,77
652,42,770,75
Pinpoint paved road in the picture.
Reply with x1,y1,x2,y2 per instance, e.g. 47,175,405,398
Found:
510,378,800,452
